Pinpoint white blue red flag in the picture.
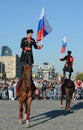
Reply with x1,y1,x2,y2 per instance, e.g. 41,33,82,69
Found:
60,37,67,53
36,8,52,42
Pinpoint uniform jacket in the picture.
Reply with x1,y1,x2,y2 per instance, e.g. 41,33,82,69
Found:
60,55,74,72
20,37,38,65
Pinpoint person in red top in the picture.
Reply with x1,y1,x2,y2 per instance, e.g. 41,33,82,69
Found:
60,51,74,79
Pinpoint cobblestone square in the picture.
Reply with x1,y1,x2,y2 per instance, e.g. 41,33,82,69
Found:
0,99,83,130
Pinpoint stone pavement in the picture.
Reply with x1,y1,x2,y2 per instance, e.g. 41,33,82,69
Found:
0,99,83,130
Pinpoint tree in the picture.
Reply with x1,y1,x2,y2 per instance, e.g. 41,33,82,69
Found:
75,73,83,81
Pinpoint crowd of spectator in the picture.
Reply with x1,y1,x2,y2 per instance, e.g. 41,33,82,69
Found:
0,78,17,100
0,78,83,100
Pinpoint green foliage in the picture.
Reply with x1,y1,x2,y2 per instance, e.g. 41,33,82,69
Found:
75,73,83,81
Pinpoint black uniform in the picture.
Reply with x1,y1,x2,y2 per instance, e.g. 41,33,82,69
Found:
60,54,74,79
20,37,38,65
61,55,73,72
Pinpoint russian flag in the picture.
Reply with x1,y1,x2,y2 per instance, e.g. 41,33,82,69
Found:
36,8,52,42
60,37,67,53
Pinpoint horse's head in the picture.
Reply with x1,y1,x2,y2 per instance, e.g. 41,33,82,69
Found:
61,77,65,85
64,79,75,92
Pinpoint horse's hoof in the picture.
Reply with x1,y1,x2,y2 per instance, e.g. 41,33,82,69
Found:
25,123,30,128
18,119,23,124
67,107,70,111
60,104,63,108
65,107,71,112
25,120,30,128
25,124,30,128
67,110,71,113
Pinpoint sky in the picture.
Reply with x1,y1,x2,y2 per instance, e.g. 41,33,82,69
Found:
0,0,83,75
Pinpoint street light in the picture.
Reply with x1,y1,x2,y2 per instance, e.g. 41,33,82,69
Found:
0,46,3,79
1,60,2,79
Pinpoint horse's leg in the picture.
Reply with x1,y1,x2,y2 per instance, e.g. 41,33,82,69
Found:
25,96,32,128
65,98,68,110
66,100,70,111
18,98,23,123
60,85,64,108
60,94,63,108
69,71,72,79
66,94,71,111
63,71,66,78
24,102,27,120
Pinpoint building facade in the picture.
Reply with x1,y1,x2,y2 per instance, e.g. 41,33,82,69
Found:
37,63,55,81
0,55,22,79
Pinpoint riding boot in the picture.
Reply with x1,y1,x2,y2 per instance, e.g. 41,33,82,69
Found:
31,80,36,91
63,71,66,79
69,72,71,79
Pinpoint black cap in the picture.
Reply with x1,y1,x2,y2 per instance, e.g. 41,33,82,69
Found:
26,29,33,34
67,51,72,54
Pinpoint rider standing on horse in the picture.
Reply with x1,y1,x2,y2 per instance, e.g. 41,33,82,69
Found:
20,29,43,67
60,51,74,79
16,29,43,91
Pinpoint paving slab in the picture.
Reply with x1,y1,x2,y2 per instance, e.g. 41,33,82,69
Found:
0,99,83,130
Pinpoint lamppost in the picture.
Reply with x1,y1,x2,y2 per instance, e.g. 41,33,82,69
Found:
1,61,2,79
0,47,2,79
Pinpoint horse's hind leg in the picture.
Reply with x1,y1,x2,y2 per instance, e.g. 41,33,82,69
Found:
66,96,71,111
60,94,63,108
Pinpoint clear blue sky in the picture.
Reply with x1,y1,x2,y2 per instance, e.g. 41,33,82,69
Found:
0,0,83,74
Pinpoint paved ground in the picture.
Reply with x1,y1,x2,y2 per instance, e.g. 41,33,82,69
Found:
0,99,83,130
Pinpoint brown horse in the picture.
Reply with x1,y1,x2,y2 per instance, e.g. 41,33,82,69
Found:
60,78,75,111
16,65,36,127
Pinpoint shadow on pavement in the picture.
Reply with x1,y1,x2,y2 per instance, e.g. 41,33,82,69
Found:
30,109,71,127
30,101,83,127
72,101,83,110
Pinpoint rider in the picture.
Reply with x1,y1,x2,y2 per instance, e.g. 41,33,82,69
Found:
60,51,74,79
20,29,43,68
16,29,43,92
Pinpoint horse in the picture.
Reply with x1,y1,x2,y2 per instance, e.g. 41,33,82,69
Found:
16,65,36,127
60,78,75,111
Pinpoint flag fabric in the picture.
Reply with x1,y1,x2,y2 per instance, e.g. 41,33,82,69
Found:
36,8,52,42
60,37,67,53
